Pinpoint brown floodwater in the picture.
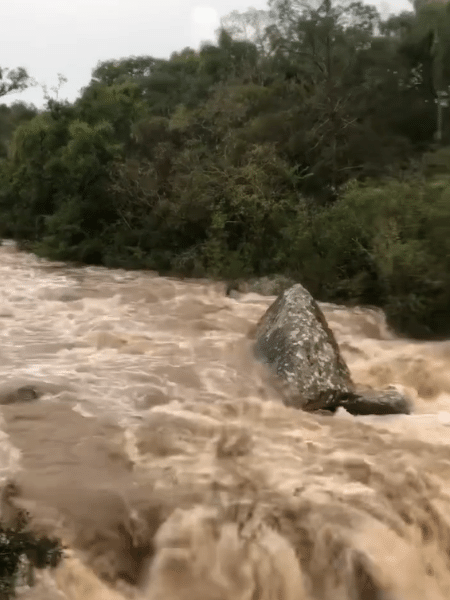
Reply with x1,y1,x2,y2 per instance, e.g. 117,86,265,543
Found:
1,240,450,600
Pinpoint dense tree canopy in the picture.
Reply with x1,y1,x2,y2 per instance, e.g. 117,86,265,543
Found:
1,0,450,337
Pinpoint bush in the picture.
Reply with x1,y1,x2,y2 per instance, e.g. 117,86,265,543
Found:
284,177,450,337
0,507,63,599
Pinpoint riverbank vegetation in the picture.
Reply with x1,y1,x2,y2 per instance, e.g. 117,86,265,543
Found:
0,484,63,599
1,0,450,337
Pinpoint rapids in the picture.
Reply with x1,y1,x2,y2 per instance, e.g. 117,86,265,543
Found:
1,240,450,599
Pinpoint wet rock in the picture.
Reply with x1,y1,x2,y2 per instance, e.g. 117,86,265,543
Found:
253,284,353,410
0,380,72,405
225,284,241,300
305,388,412,416
0,385,40,405
253,284,411,416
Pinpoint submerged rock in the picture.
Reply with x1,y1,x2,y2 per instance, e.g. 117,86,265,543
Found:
253,284,411,416
0,385,40,405
305,387,412,416
343,388,412,416
0,380,72,406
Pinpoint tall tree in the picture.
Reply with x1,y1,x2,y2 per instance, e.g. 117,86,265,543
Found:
0,66,33,99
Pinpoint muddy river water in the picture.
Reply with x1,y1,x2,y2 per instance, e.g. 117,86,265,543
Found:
1,240,450,600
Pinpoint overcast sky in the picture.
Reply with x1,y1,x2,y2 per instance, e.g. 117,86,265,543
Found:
2,0,412,109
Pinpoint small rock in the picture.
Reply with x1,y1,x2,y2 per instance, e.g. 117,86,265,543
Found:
304,388,412,416
0,386,40,405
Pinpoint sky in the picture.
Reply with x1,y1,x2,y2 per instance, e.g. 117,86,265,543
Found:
2,0,412,109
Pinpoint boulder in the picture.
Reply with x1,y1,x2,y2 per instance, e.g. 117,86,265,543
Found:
253,284,411,415
253,284,353,409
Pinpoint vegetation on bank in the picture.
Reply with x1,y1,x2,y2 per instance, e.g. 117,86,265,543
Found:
1,0,450,337
0,495,63,599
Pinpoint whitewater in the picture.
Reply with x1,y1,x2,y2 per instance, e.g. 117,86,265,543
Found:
1,240,450,600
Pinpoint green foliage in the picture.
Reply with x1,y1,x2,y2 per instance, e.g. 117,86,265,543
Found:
0,103,38,158
9,114,53,163
0,99,123,255
90,56,156,86
283,176,450,336
0,67,33,99
2,0,450,337
0,509,63,599
76,81,149,145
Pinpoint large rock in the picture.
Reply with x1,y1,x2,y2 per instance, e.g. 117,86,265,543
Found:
253,284,353,409
253,284,411,415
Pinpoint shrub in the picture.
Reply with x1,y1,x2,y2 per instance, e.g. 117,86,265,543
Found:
0,508,63,599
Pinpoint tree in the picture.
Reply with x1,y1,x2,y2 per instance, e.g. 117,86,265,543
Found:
2,7,450,336
40,73,68,103
90,56,157,86
0,67,34,99
0,102,38,159
401,1,450,142
220,8,275,55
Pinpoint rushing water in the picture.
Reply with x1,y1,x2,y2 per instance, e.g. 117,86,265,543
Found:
2,240,450,600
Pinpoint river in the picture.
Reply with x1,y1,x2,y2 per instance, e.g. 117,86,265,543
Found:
1,240,450,600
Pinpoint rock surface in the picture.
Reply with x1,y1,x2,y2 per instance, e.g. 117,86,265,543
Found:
253,284,411,415
304,387,412,415
253,284,354,409
0,380,73,405
0,385,40,405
